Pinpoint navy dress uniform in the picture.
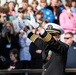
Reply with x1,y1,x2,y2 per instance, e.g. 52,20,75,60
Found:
25,23,69,75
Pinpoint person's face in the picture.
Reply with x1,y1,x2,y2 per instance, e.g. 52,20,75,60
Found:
65,6,70,10
27,7,32,13
71,2,76,7
8,2,14,10
32,2,38,8
57,0,61,6
6,23,11,30
51,0,58,6
0,13,7,23
64,34,74,46
10,53,16,61
36,14,42,20
40,2,47,8
18,12,24,18
22,2,28,9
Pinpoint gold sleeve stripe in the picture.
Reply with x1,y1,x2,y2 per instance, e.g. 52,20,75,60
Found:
30,34,38,42
43,33,52,42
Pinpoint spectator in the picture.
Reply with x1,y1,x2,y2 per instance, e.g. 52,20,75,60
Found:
46,0,58,23
24,5,34,20
59,1,76,42
31,0,39,14
71,0,76,13
19,29,31,69
46,0,64,24
0,7,8,69
40,0,54,23
29,27,43,75
1,21,20,68
29,42,43,75
8,1,16,16
35,10,44,26
64,32,76,75
2,3,15,21
56,0,65,24
0,7,8,33
22,0,28,11
13,7,25,33
40,0,47,9
7,49,23,75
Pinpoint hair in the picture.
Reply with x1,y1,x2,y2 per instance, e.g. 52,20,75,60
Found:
40,0,47,3
8,1,15,11
70,0,76,7
22,0,28,3
18,7,25,13
58,0,62,2
65,32,74,37
6,21,16,35
10,49,19,60
10,49,18,55
71,0,76,2
27,5,33,10
2,2,9,8
65,1,71,7
35,10,44,17
8,1,15,7
0,6,9,14
32,0,39,5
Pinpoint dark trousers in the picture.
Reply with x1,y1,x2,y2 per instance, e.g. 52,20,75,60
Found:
21,60,31,75
21,60,30,69
29,58,43,75
66,73,76,75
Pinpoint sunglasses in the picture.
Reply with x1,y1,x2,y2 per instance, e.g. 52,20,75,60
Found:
64,37,72,39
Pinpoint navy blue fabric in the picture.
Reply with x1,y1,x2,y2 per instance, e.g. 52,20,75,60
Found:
66,42,76,68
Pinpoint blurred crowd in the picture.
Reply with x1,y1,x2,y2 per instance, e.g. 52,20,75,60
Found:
0,0,76,75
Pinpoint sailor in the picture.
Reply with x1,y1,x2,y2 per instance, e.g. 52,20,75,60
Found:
24,23,69,75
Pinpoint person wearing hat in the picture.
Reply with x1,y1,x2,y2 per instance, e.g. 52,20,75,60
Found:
24,23,69,75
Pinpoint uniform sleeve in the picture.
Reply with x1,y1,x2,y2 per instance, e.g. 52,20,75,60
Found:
27,31,69,54
40,31,69,54
28,32,48,51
